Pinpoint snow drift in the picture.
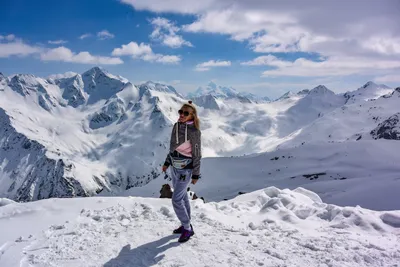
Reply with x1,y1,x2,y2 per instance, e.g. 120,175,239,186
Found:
0,187,399,266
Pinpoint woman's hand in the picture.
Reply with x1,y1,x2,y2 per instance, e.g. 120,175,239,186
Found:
191,179,198,185
162,165,168,172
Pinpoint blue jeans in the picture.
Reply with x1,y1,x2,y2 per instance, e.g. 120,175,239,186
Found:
171,167,192,230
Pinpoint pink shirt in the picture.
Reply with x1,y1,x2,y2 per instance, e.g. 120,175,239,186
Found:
176,140,192,157
175,120,194,157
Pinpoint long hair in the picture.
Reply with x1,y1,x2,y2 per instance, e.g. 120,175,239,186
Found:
181,101,200,130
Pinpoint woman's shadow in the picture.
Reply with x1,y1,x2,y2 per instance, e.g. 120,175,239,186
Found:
103,235,180,267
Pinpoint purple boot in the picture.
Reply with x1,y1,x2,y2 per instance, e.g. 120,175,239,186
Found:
173,224,194,234
178,228,194,243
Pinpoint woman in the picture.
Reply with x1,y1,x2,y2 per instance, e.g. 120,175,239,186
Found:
162,100,202,243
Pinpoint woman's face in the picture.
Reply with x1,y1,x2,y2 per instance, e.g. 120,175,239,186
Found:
178,106,194,122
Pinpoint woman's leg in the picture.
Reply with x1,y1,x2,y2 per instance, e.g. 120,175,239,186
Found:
183,170,193,222
171,168,192,229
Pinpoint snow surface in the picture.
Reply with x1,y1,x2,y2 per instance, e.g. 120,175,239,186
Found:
1,67,399,212
1,187,399,267
1,67,400,266
123,140,400,211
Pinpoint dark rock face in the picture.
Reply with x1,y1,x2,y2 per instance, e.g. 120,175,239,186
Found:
371,113,400,140
0,108,89,201
56,75,86,107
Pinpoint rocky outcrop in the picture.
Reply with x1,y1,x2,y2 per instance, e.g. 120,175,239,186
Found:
0,108,90,201
56,75,86,107
371,113,400,140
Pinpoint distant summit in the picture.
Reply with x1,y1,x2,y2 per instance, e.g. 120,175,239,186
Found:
188,81,270,103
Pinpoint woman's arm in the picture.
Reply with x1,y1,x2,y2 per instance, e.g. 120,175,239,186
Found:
163,123,177,168
191,129,202,179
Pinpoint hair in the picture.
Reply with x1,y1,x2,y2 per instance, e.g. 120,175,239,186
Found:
181,100,200,130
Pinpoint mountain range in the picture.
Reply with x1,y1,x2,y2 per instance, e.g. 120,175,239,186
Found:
0,67,399,208
187,81,271,103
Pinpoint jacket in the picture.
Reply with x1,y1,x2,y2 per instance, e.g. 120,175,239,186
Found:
164,122,202,179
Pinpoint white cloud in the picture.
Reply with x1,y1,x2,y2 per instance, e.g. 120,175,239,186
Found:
112,42,152,57
195,60,231,71
246,55,400,77
0,34,123,65
48,71,78,80
154,55,181,64
184,9,294,41
0,38,42,58
362,37,400,55
5,34,16,41
48,40,68,45
241,55,291,67
150,17,193,48
0,34,17,42
162,35,192,49
120,0,215,14
97,30,115,40
122,0,400,79
40,46,123,65
79,33,92,40
375,74,400,83
112,41,181,64
141,53,181,64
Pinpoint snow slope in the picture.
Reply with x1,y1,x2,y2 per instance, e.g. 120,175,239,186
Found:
1,67,398,208
0,68,182,201
123,85,400,210
344,81,393,104
123,140,400,211
0,187,399,267
280,86,400,147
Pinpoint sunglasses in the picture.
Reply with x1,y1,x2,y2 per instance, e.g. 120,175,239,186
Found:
178,110,191,117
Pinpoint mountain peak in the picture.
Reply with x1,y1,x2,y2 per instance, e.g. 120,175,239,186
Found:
392,87,400,96
138,81,179,96
297,89,310,95
362,81,377,88
82,66,108,77
276,91,295,100
187,82,267,103
361,81,390,90
10,74,39,85
207,81,218,89
309,85,334,95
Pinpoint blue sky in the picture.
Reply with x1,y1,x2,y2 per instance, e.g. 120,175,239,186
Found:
1,0,400,99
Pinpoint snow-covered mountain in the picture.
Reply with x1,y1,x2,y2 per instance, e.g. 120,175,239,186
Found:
344,81,393,104
1,67,399,208
188,81,270,104
276,90,296,101
238,92,271,103
275,88,313,101
188,81,238,98
2,67,400,266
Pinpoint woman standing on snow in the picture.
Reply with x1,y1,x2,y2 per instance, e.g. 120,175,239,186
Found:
162,100,202,243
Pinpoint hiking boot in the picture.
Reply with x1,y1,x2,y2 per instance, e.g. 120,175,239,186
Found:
178,228,194,243
173,225,184,234
173,224,194,234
